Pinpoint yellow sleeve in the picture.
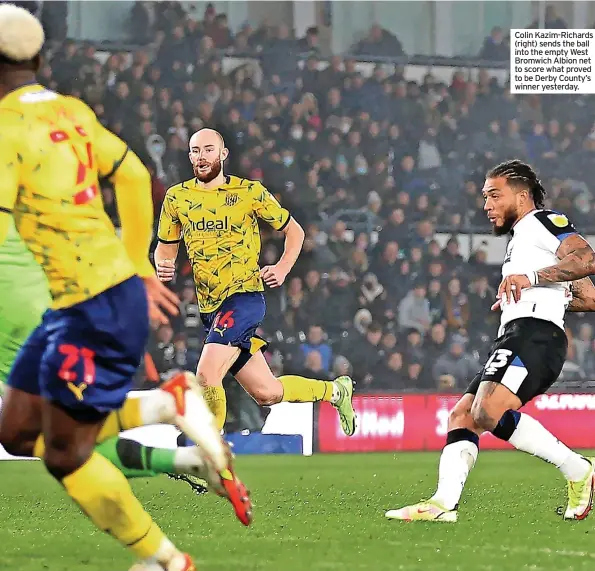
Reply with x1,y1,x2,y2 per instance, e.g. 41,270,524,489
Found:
251,182,290,231
93,120,129,178
0,125,20,246
94,122,154,277
157,191,182,243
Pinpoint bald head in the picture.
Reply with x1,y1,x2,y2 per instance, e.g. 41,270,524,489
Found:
189,128,228,185
189,128,225,152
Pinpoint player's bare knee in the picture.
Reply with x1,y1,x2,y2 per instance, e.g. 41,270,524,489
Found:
251,385,283,406
447,395,476,431
448,406,470,428
470,401,498,431
43,439,92,480
195,372,209,388
195,370,224,389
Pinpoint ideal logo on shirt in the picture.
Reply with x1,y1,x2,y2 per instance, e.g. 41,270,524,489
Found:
188,216,230,232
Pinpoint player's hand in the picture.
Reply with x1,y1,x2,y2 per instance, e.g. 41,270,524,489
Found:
143,275,180,325
491,298,502,312
497,274,531,303
260,264,288,288
156,259,176,282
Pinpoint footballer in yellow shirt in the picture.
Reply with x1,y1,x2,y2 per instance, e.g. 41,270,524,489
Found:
155,129,357,438
0,7,247,570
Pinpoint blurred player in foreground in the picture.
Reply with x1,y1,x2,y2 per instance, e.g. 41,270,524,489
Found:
0,6,249,571
0,216,248,499
154,128,356,437
386,160,595,523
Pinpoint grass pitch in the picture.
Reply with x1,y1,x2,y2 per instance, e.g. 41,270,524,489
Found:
0,452,593,571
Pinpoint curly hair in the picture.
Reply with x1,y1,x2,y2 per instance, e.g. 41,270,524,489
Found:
486,160,546,209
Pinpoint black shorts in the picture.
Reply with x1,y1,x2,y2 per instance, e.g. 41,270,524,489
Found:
465,318,567,405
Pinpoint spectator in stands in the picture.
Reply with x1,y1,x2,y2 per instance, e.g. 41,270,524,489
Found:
378,208,408,251
478,27,508,61
150,324,175,380
300,325,333,372
398,281,431,335
525,122,556,164
349,321,385,387
377,351,406,391
300,350,331,380
321,269,358,332
208,13,234,49
426,278,445,324
442,237,465,274
432,340,480,389
444,277,470,332
405,357,432,389
170,333,200,373
529,5,568,29
425,323,448,363
503,119,527,159
351,24,405,57
332,355,353,379
298,26,321,55
130,1,157,44
372,241,401,293
467,275,496,333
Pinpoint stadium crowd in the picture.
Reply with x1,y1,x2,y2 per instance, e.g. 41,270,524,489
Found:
33,2,595,408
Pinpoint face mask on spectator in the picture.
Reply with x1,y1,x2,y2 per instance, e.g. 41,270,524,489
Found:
356,165,368,175
283,155,294,167
290,127,303,140
340,121,351,134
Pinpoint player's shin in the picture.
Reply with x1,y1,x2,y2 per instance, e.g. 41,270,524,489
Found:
431,428,480,510
279,375,337,403
492,410,590,481
61,451,182,566
96,436,215,479
95,437,173,478
203,385,227,431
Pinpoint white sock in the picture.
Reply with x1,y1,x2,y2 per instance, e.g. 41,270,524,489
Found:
330,382,341,404
173,446,205,476
431,439,479,510
508,413,590,481
136,390,177,425
137,537,178,568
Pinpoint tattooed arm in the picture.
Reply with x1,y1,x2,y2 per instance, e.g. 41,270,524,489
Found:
568,277,595,312
536,234,595,285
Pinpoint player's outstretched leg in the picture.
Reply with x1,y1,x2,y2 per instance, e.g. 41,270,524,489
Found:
385,394,480,522
281,374,356,436
92,372,228,471
95,437,206,481
490,408,594,520
233,351,357,436
472,381,594,521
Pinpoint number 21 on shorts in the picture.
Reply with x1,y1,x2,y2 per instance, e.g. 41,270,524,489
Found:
57,344,96,402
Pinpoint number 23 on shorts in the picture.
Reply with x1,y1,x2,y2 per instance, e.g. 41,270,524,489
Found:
484,349,512,376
